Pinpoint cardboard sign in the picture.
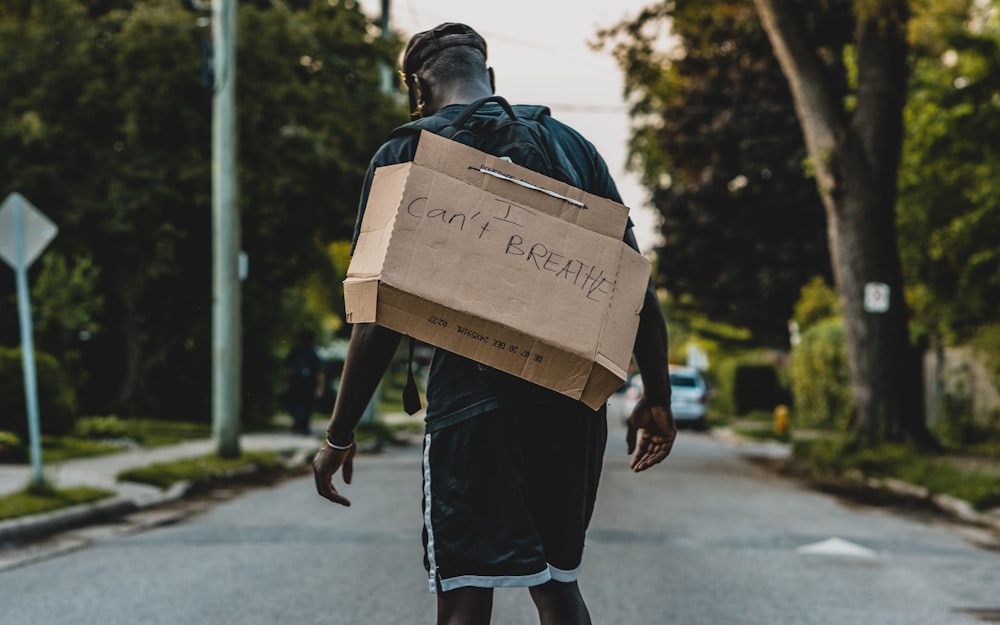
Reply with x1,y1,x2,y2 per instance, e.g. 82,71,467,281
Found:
344,131,650,409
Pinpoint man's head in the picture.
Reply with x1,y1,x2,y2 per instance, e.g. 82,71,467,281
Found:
400,23,493,118
402,23,487,78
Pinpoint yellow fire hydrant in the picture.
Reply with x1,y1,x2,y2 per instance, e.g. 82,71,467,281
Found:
774,404,790,438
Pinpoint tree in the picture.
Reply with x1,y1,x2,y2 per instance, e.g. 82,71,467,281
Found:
597,0,946,446
234,0,405,422
898,0,1000,342
752,0,935,446
0,0,405,421
594,2,832,346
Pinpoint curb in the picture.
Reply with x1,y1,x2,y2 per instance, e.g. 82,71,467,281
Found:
0,496,137,545
869,477,1000,533
0,445,320,547
713,427,1000,535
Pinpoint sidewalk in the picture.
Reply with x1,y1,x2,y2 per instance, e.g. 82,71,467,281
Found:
0,411,426,547
0,430,323,545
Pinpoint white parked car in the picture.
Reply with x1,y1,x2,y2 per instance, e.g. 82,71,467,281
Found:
607,365,709,430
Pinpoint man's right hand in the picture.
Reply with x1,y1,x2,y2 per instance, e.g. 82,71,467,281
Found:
626,398,676,472
311,323,402,508
312,441,358,506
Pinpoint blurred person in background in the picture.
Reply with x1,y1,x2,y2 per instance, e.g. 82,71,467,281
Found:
283,329,324,435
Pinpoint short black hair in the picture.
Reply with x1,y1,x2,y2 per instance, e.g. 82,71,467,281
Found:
419,44,489,85
402,22,487,76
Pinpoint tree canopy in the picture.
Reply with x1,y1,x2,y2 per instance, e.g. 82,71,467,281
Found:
597,0,998,445
0,0,406,422
594,2,833,345
899,0,1000,342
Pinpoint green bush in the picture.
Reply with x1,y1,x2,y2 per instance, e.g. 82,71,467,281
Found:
710,357,739,418
0,347,77,437
846,443,914,475
972,323,1000,380
790,437,852,476
787,319,852,430
0,430,27,463
74,416,129,440
791,437,916,480
932,391,1000,451
793,276,841,331
74,417,212,447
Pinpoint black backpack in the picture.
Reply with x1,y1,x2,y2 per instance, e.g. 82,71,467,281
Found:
388,95,578,186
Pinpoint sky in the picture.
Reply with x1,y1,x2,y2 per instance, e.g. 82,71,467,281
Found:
357,0,663,252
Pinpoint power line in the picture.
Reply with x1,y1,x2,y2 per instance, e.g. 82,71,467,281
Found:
540,103,627,114
390,2,615,67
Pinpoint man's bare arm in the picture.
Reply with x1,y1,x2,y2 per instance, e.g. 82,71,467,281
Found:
623,228,676,472
313,323,402,506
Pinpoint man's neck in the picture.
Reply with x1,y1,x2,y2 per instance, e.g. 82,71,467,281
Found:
428,86,493,115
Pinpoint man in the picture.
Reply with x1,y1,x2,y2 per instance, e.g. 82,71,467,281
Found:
283,328,324,435
313,23,676,625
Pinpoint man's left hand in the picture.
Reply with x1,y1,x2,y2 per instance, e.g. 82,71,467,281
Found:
626,398,677,472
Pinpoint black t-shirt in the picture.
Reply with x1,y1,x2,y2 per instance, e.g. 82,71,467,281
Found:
352,102,636,431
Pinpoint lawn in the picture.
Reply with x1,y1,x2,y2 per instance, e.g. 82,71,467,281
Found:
0,484,115,522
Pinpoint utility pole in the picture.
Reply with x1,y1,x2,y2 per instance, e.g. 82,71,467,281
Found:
212,0,241,458
379,0,392,94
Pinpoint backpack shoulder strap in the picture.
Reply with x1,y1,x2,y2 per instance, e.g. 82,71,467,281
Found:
447,95,518,128
386,115,452,142
401,336,422,415
510,104,551,122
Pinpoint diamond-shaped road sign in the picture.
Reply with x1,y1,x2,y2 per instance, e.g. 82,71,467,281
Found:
0,192,58,270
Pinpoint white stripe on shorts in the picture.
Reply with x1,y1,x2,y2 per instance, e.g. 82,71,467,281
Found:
548,562,583,583
436,562,583,593
439,570,552,593
422,433,438,593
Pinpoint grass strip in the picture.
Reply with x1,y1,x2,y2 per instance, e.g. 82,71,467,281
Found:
117,451,285,491
40,437,125,463
790,438,1000,511
74,417,213,448
0,485,115,522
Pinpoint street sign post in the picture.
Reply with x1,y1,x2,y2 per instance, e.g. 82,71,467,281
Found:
863,281,890,445
0,192,58,487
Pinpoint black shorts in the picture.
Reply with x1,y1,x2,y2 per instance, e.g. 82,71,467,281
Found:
421,404,607,593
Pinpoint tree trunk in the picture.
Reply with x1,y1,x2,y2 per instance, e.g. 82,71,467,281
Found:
119,293,144,415
753,0,934,447
118,289,180,418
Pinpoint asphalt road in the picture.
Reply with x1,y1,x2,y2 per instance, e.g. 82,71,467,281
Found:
2,422,999,625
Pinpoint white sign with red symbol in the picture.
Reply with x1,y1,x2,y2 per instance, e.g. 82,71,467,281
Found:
864,282,890,314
